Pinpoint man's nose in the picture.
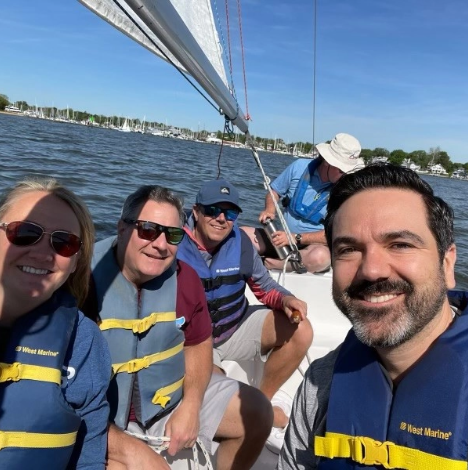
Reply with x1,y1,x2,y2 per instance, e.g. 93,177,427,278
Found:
358,248,392,281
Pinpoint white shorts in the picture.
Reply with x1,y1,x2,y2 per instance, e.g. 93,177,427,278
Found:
213,305,271,369
126,372,238,454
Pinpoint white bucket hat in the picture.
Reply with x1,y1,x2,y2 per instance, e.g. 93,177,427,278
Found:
316,133,364,173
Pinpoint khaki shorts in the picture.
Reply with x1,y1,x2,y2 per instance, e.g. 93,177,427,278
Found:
213,305,271,369
126,372,239,453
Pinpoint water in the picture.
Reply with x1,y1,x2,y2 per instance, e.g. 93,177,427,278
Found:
1,112,468,289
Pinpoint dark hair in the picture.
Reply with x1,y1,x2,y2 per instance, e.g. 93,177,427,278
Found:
121,185,185,226
324,163,454,260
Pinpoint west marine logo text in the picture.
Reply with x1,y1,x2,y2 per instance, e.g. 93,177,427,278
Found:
400,422,452,440
15,345,59,357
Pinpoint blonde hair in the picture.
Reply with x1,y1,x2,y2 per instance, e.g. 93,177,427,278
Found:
0,177,95,308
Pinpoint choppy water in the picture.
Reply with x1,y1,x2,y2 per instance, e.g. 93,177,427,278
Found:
1,112,468,289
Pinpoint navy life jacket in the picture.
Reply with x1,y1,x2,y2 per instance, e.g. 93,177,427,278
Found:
0,289,81,470
316,290,468,469
288,158,332,225
177,225,253,343
91,237,185,429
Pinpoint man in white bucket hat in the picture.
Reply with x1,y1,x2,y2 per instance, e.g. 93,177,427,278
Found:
244,133,364,273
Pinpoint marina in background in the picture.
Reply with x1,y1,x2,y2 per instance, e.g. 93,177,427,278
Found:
1,111,468,289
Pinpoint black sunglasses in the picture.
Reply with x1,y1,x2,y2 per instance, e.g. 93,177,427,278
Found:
0,221,82,258
199,205,240,222
124,219,185,246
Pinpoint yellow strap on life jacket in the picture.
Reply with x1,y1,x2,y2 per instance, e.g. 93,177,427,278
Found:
315,432,467,470
99,311,176,334
111,341,184,377
152,376,185,408
0,362,61,385
0,430,77,449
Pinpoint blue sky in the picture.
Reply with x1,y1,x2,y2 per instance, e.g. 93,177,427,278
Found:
1,0,468,162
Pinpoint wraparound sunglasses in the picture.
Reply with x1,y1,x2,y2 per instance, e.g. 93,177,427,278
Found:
0,221,82,258
199,205,240,222
124,219,185,245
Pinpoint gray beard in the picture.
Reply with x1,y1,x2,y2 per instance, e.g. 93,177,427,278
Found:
333,272,447,348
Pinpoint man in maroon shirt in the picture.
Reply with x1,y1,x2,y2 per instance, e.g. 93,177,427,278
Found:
83,185,272,470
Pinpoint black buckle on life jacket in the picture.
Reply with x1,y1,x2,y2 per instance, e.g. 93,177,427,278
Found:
201,274,243,291
202,278,218,291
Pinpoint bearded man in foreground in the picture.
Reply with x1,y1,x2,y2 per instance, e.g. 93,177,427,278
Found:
278,163,468,470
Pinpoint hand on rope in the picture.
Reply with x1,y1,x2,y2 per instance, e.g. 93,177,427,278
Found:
164,403,200,456
259,209,276,224
247,137,305,275
124,430,213,470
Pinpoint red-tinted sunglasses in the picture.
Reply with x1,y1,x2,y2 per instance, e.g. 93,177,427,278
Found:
0,221,82,258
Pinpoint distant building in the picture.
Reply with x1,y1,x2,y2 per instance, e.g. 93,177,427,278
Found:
371,156,388,164
428,163,448,176
401,158,421,172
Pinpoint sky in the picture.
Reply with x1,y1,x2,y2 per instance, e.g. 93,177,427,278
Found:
1,0,468,162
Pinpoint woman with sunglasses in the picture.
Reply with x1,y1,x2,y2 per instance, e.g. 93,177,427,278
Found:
0,177,111,470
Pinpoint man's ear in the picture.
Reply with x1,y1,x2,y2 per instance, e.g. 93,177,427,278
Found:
192,205,199,223
117,219,126,238
443,243,457,289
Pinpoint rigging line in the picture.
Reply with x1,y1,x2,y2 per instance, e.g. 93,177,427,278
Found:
224,0,234,78
246,136,298,252
236,0,251,120
216,118,234,179
111,0,221,116
312,0,317,149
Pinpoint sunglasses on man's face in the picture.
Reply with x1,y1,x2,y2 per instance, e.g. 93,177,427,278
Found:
199,205,240,222
124,219,185,245
0,221,82,258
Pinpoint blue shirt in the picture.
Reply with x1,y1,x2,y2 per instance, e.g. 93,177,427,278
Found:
64,312,112,469
271,159,330,233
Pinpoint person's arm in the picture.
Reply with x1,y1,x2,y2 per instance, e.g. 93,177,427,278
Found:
163,260,214,456
247,247,292,306
270,228,327,249
278,349,338,470
107,423,170,470
247,248,307,321
165,336,213,456
259,190,281,223
65,314,112,470
259,160,302,223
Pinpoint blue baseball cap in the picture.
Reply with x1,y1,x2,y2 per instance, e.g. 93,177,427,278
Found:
196,179,242,212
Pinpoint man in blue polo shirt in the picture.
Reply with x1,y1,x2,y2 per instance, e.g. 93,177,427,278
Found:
244,133,363,273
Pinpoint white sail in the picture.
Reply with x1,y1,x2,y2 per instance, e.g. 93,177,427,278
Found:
78,0,249,133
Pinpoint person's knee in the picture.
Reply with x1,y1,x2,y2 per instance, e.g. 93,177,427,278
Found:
301,245,331,272
240,226,262,254
216,384,273,442
293,317,313,352
238,385,273,438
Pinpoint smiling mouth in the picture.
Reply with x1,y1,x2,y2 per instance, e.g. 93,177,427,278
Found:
362,293,399,303
20,266,51,275
144,253,167,260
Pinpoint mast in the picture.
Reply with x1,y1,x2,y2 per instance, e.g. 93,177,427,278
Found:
123,0,249,133
79,0,249,134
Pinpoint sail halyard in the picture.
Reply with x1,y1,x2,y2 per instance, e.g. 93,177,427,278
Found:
78,0,249,133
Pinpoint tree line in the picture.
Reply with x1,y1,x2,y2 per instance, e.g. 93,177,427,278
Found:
2,93,467,172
